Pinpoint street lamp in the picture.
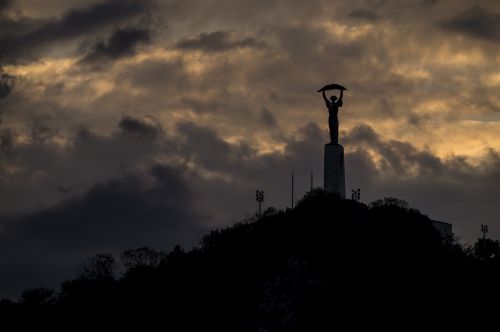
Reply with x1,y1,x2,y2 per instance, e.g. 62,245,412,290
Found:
256,190,264,217
481,224,489,255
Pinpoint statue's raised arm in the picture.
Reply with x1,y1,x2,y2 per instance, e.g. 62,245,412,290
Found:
322,90,330,106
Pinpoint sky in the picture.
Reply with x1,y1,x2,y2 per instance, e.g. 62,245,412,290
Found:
0,0,499,297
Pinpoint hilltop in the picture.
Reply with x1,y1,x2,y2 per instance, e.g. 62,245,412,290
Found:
2,190,500,329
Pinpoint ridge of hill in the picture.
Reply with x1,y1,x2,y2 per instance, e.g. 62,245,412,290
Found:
2,190,500,328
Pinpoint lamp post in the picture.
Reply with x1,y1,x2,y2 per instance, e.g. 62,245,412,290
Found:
481,224,488,255
256,190,264,217
351,188,361,202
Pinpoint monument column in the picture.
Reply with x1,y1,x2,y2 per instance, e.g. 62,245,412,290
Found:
324,143,345,198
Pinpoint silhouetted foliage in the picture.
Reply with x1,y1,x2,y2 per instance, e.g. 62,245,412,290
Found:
79,253,117,280
4,190,500,328
121,246,165,271
369,196,410,209
19,288,55,306
474,238,500,260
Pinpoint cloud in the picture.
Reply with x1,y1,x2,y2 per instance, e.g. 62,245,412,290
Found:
117,58,188,93
118,116,162,139
30,115,59,143
260,108,278,128
12,165,204,249
0,116,177,216
348,9,381,22
441,5,500,41
80,27,151,65
0,128,14,149
0,164,209,297
175,31,265,53
344,124,445,177
0,69,14,99
0,0,10,12
176,121,236,171
0,0,151,64
181,97,224,114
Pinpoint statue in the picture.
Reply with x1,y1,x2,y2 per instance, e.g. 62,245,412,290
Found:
318,83,347,198
317,83,347,144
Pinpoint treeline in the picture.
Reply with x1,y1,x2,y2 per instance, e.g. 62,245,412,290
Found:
2,189,500,329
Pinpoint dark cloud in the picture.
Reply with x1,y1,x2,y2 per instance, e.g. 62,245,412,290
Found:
0,128,14,149
118,58,188,93
16,165,203,248
80,27,150,65
344,124,444,177
344,124,380,144
260,108,278,128
118,115,162,139
181,97,223,114
0,68,15,149
348,9,381,22
175,30,265,53
0,164,208,297
421,0,439,5
176,121,235,171
0,0,151,63
0,70,14,99
441,5,500,41
407,112,431,127
0,118,177,216
30,115,59,143
0,0,10,12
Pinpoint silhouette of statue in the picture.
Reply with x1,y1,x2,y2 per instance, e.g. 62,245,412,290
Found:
322,89,343,144
318,83,347,197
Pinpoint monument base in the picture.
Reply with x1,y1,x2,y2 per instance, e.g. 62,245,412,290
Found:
324,143,346,198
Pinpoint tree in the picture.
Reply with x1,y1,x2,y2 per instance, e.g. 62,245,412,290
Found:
474,238,500,260
121,247,164,271
79,254,116,280
19,287,55,305
369,197,410,210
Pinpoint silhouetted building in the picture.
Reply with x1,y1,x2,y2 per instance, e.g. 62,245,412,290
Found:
432,220,453,243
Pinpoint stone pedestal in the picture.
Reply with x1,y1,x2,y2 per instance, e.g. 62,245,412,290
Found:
324,143,346,198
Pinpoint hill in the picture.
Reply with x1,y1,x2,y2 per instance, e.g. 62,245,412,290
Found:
2,190,500,329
